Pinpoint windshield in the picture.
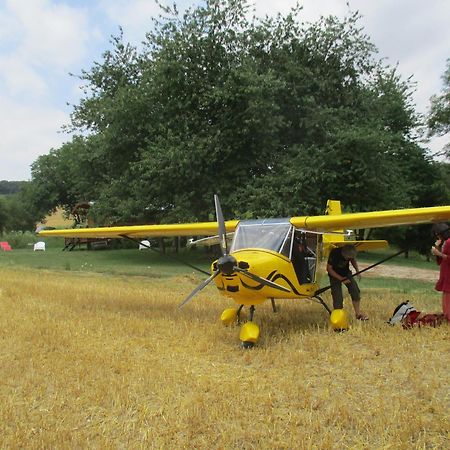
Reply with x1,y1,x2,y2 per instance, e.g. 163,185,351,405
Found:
230,219,292,254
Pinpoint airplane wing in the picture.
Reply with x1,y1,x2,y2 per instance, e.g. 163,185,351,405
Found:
38,220,239,239
38,205,450,239
290,205,450,231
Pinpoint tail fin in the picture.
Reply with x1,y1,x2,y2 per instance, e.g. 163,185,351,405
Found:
323,200,344,244
325,199,342,216
323,200,388,255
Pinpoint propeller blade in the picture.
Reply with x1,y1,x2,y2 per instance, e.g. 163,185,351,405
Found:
235,268,290,293
214,194,228,256
178,270,220,309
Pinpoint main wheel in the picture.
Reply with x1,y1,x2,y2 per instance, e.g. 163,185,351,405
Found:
241,341,255,349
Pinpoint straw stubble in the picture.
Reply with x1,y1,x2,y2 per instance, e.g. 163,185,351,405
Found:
0,268,448,448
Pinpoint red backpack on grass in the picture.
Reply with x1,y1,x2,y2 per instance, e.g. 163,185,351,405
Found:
388,301,445,329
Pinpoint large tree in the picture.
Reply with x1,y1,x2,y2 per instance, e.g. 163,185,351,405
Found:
428,58,450,156
0,181,26,195
29,0,441,227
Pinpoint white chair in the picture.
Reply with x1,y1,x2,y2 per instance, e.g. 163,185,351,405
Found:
34,241,46,251
139,240,151,250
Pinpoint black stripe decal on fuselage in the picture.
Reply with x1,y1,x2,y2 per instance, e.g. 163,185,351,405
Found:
240,270,301,296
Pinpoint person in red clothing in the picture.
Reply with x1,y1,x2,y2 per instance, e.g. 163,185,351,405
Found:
431,223,450,322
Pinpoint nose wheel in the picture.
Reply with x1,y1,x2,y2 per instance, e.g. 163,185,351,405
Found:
241,340,255,349
239,305,259,348
220,305,260,348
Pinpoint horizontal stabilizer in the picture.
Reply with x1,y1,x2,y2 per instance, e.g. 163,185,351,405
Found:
326,240,388,252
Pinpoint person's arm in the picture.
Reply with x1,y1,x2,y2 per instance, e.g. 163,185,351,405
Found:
431,239,448,263
350,257,359,273
327,263,350,284
431,239,442,265
436,239,450,264
350,257,361,281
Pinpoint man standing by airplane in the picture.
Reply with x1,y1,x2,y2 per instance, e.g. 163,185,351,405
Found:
327,244,369,321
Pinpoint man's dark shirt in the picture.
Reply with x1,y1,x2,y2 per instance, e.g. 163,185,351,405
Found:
328,247,351,277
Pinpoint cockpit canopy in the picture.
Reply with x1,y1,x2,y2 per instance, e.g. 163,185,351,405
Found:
230,219,292,256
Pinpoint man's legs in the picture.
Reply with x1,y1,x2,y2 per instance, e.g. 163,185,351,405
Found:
346,278,368,320
329,277,344,309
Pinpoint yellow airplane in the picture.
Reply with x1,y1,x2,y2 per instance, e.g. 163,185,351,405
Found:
39,196,450,347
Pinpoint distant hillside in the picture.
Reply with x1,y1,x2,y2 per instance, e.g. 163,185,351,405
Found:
0,180,27,195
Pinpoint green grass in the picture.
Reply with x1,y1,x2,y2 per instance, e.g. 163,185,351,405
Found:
358,276,434,293
0,244,438,296
316,270,435,296
0,247,214,278
358,247,436,269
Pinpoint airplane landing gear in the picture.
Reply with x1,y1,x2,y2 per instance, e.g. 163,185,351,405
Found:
220,307,238,326
271,298,277,313
239,305,259,348
220,305,246,326
241,340,255,349
221,305,260,348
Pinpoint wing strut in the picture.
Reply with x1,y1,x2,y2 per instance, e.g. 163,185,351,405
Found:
313,249,406,297
310,295,332,314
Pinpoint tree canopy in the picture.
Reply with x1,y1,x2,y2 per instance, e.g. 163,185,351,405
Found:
26,0,448,234
428,58,450,156
0,180,27,195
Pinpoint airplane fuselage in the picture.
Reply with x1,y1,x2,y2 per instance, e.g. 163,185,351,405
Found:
212,248,318,306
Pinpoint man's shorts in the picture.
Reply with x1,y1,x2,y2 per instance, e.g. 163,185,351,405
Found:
329,275,361,309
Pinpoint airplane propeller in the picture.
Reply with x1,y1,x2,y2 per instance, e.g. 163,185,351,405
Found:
215,194,229,257
178,270,221,308
179,195,290,308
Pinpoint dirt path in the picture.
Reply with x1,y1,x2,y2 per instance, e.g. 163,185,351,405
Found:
359,263,438,283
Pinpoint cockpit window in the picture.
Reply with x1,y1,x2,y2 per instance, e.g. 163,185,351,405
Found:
230,219,292,254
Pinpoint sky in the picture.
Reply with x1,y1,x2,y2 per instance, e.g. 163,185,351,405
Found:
0,0,449,181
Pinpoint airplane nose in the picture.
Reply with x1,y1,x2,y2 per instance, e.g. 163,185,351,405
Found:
217,254,237,276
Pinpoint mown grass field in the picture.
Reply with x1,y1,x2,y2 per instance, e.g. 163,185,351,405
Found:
0,248,448,448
